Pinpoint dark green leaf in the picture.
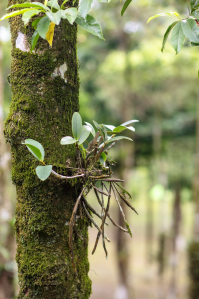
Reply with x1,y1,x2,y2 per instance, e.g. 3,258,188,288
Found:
121,0,132,16
22,9,41,25
46,10,62,25
72,112,82,140
161,21,179,52
78,126,91,144
36,165,52,181
171,21,185,54
32,17,42,29
60,136,77,145
37,16,51,39
191,42,199,46
181,18,199,43
75,15,104,40
24,139,45,161
79,0,93,19
31,30,40,51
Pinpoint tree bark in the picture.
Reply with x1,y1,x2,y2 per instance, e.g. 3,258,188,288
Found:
4,1,92,298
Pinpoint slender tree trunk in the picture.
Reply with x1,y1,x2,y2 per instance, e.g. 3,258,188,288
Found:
4,1,92,298
188,90,199,299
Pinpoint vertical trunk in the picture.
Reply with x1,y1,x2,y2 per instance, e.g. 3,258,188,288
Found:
188,92,199,299
4,1,92,298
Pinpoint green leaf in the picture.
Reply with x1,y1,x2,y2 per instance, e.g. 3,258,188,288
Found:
32,17,42,29
79,0,93,19
191,0,199,9
121,120,139,126
113,126,127,133
78,126,91,144
106,136,133,144
24,139,45,161
7,2,50,11
85,121,95,137
161,21,179,52
37,16,51,39
0,8,39,21
72,112,82,140
97,0,108,2
22,9,41,26
170,21,185,54
121,0,132,16
46,10,62,25
31,30,40,51
104,125,115,131
61,0,69,9
60,136,77,145
36,165,52,181
147,12,180,24
47,0,60,10
101,152,107,161
61,8,78,24
75,15,104,40
181,18,199,43
126,126,135,132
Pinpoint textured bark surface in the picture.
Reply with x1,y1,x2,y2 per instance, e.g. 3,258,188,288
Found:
4,1,92,298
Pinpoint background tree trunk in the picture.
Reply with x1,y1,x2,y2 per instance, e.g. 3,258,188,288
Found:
4,1,92,298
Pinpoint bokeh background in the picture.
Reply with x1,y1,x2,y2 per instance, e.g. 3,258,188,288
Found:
0,0,198,298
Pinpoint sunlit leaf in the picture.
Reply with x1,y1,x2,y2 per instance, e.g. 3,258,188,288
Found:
22,9,41,25
24,139,45,161
36,165,52,181
79,0,93,19
61,8,78,24
104,125,116,131
46,22,55,46
147,12,180,24
75,14,104,40
60,136,77,145
106,136,133,144
7,2,50,11
46,10,62,25
47,0,60,10
0,8,38,21
121,120,139,126
37,16,51,39
113,126,127,133
171,21,185,54
161,21,179,52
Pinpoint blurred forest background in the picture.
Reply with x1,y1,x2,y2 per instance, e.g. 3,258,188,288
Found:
0,0,199,298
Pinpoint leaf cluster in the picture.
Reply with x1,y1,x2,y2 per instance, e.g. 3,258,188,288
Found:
148,1,199,54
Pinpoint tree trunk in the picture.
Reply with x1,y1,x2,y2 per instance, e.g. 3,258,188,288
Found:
4,1,92,298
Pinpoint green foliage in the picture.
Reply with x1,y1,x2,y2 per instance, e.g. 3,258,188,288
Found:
148,3,199,54
36,165,53,180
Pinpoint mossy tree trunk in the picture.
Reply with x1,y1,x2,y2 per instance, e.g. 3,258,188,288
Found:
4,1,92,298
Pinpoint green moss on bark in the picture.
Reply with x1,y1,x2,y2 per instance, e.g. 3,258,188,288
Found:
5,1,92,297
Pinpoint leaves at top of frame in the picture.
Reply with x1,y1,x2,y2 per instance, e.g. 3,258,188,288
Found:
7,2,50,11
181,18,199,43
161,21,179,52
47,0,60,10
75,14,104,40
61,8,78,25
23,139,45,162
79,0,93,19
121,0,132,16
0,8,40,21
72,112,82,140
36,165,52,181
46,10,62,25
22,9,41,25
170,21,185,54
191,0,199,11
147,12,180,24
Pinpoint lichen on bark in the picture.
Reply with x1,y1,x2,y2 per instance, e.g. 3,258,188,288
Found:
4,0,92,298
